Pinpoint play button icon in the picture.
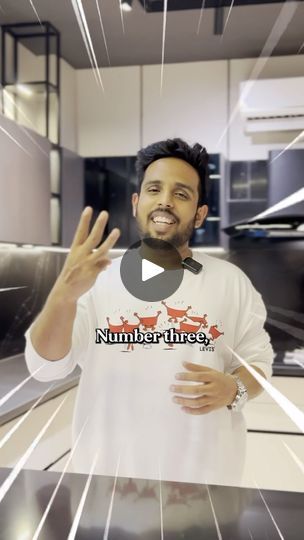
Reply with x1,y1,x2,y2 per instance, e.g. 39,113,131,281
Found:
120,239,184,302
142,259,164,282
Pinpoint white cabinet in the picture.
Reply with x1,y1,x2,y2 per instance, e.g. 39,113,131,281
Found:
77,66,141,157
241,376,304,492
142,61,228,155
0,114,51,245
242,432,304,492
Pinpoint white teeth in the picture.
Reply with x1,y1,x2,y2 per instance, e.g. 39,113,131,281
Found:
152,216,175,224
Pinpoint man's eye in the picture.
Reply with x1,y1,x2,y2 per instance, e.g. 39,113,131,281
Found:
176,192,188,199
148,188,159,193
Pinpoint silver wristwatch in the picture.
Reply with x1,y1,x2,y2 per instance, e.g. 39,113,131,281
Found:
227,376,248,412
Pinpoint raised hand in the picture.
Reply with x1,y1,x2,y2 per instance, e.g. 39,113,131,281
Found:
53,207,120,302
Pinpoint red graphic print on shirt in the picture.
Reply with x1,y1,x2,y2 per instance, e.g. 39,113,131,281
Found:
120,317,140,351
161,300,191,322
133,310,162,330
187,313,208,328
106,317,124,333
104,301,224,354
208,324,225,341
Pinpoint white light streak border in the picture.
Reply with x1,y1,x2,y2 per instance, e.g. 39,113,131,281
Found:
226,345,304,433
71,0,104,91
0,395,68,504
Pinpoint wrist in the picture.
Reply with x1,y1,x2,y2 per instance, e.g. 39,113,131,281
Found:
48,283,78,308
227,375,248,412
226,373,238,406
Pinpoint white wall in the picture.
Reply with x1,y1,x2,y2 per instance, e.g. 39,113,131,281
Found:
77,66,141,157
229,55,304,160
4,44,304,162
143,61,228,155
0,114,51,245
76,55,304,161
18,41,45,83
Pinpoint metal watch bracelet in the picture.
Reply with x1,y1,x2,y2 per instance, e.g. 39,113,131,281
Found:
227,376,248,412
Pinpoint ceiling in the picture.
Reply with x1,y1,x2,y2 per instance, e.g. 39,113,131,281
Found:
0,0,303,69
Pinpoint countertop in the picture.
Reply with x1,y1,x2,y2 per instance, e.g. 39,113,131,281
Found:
0,467,303,539
0,354,80,426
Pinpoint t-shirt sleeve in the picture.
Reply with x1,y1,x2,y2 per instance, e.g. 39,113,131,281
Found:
24,289,95,382
226,270,274,381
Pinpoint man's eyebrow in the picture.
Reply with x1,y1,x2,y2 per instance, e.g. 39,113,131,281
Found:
143,179,195,195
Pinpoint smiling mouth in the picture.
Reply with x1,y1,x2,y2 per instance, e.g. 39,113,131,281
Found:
151,217,176,225
150,211,177,225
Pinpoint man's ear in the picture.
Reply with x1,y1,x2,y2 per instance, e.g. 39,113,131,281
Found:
132,193,139,218
194,205,208,228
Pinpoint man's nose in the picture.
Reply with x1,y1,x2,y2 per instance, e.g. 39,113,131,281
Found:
157,191,174,207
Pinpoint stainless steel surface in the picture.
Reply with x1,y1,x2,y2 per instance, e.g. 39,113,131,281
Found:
0,467,303,539
0,355,80,426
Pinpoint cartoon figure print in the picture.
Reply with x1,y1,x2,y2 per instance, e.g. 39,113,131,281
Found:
106,315,138,352
161,300,191,323
104,301,224,353
120,317,140,351
133,310,162,330
208,324,224,341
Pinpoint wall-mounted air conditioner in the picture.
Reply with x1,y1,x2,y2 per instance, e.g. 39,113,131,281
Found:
239,77,304,134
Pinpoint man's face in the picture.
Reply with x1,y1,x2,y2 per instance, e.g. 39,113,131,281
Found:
132,157,208,248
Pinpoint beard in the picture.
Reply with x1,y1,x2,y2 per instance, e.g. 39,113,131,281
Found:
135,214,196,249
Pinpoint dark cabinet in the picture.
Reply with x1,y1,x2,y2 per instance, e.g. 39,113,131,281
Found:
229,160,268,201
228,160,268,226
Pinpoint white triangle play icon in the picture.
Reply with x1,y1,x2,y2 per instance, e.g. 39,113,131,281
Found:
142,259,164,282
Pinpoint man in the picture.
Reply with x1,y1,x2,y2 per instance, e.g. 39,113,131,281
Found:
25,138,273,486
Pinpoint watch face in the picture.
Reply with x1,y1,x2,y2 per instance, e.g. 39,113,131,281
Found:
231,378,248,411
233,391,248,411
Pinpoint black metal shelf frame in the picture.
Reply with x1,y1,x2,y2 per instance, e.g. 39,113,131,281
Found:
1,21,61,144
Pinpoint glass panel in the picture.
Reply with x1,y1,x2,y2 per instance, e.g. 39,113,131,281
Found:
49,34,59,86
18,37,46,83
50,197,61,244
190,220,220,247
250,161,268,199
50,149,61,194
230,162,249,200
207,178,220,216
49,91,59,144
4,32,15,86
4,83,47,137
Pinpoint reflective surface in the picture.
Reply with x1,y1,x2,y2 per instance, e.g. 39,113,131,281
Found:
0,468,303,539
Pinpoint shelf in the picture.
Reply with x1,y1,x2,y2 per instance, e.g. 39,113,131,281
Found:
4,81,58,95
228,199,267,203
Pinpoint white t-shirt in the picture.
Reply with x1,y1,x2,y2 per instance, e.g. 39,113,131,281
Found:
24,252,273,486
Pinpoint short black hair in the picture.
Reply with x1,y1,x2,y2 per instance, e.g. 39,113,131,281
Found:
135,138,209,206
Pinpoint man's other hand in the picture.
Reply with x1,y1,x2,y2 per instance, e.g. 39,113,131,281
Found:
170,361,238,415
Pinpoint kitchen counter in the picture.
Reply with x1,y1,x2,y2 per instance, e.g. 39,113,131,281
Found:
0,354,80,426
0,467,303,539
